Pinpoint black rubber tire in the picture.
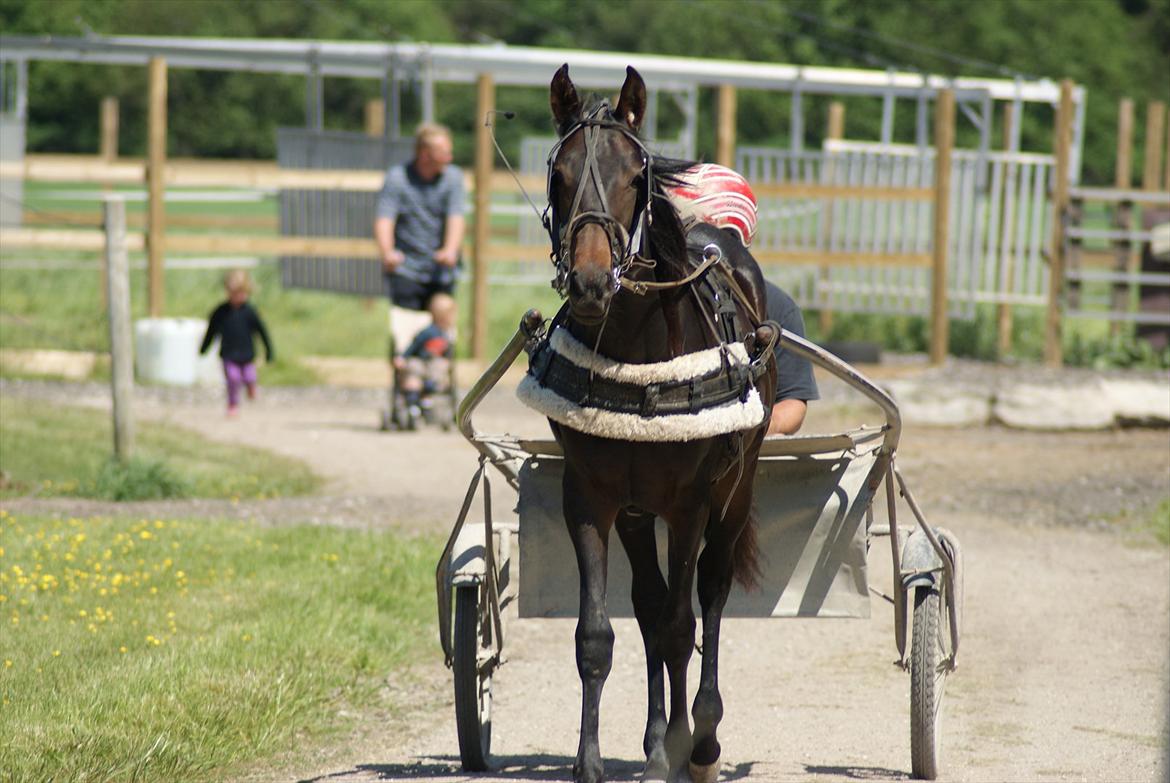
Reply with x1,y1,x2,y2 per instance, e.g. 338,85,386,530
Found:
910,585,947,780
453,584,492,771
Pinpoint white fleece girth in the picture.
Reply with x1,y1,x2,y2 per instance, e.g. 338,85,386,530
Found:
516,328,767,443
549,327,753,384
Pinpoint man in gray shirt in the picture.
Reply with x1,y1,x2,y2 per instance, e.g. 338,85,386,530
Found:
374,123,467,311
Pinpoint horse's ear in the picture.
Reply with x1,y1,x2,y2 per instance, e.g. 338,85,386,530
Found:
550,63,581,132
614,66,647,132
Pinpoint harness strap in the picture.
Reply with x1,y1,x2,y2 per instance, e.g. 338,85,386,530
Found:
529,333,771,419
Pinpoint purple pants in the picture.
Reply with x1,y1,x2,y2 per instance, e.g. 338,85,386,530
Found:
223,360,257,407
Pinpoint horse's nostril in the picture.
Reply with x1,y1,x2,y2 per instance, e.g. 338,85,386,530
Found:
568,268,606,299
568,270,586,298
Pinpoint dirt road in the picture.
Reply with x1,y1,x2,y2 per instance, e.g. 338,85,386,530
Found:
5,376,1168,782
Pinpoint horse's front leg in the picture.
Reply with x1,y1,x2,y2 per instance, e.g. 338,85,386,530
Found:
615,510,669,781
690,471,759,783
564,465,619,783
659,499,708,782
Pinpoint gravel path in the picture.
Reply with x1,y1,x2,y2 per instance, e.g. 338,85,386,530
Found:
2,367,1168,782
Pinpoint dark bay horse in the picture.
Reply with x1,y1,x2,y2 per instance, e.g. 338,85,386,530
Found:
538,64,778,783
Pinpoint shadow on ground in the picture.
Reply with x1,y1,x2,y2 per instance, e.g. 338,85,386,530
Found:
301,754,758,782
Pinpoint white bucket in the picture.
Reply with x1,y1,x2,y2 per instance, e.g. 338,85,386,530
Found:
134,318,221,386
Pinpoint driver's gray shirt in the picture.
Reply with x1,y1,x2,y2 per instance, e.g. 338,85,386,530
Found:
376,162,466,282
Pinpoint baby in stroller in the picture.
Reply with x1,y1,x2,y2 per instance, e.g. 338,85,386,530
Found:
392,292,456,429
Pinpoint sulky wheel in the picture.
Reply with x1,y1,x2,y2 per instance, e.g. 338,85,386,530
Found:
453,583,493,770
909,584,952,780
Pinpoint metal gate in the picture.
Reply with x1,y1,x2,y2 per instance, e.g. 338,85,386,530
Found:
501,137,1054,319
277,127,412,296
739,141,1054,319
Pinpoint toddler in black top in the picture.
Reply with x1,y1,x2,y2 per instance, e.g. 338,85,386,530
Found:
199,269,274,417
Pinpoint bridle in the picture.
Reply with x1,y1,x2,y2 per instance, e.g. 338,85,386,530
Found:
544,103,656,297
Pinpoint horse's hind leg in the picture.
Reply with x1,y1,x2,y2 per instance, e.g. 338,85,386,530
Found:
616,510,669,781
564,467,619,783
690,478,757,782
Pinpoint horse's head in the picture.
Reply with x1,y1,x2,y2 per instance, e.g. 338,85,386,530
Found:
547,64,650,325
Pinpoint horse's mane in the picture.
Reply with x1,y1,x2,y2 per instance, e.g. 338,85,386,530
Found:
557,98,696,280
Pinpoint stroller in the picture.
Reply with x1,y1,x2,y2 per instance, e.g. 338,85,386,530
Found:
380,304,457,431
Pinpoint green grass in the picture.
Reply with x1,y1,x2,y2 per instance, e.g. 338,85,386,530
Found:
0,255,563,366
0,396,320,501
1104,497,1170,548
1146,499,1170,547
0,512,442,782
22,180,279,224
0,262,388,359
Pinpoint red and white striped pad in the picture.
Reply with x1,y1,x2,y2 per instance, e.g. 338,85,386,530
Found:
663,163,758,247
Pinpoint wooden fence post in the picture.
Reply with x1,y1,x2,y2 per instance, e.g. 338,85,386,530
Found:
716,84,736,169
99,96,120,313
997,102,1016,356
1143,100,1166,192
146,57,167,317
929,89,955,366
364,98,385,138
1045,80,1074,368
100,96,119,162
472,73,494,361
1164,105,1170,189
105,196,135,461
819,101,845,336
1111,98,1135,337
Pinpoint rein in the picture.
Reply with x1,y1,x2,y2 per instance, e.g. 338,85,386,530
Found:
545,104,658,296
486,104,739,302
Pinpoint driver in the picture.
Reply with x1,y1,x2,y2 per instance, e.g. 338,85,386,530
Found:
665,163,818,435
763,279,819,435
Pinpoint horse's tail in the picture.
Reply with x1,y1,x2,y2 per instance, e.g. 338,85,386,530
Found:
733,501,763,591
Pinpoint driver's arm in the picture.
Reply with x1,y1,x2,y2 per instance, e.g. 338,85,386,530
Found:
768,398,808,436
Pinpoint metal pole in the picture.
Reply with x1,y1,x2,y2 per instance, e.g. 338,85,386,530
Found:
1044,80,1074,368
304,49,318,129
684,85,698,160
472,73,494,361
146,56,167,317
915,78,929,151
880,73,895,145
644,88,659,141
790,84,804,156
930,88,955,366
14,58,27,121
1070,87,1087,186
105,196,135,461
421,54,435,126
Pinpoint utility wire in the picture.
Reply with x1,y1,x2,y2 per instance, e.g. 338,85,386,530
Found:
782,6,1038,81
0,192,111,230
766,19,916,73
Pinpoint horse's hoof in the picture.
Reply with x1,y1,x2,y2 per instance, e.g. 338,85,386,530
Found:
688,759,721,783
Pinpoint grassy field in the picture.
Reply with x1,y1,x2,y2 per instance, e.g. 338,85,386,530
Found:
0,396,319,501
0,511,441,782
0,258,563,361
